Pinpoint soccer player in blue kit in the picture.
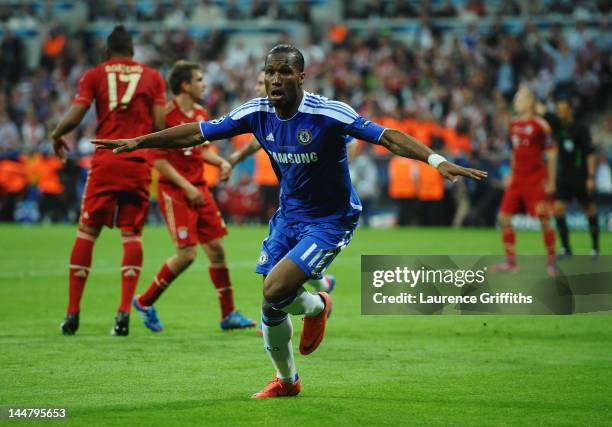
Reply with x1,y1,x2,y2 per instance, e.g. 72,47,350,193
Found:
94,44,487,399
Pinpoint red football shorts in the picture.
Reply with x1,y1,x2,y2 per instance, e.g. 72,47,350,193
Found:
79,181,150,234
500,180,551,217
158,183,228,247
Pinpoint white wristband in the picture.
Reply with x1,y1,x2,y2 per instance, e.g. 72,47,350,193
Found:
427,154,447,168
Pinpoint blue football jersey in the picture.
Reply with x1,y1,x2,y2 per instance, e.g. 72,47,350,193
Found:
199,91,386,224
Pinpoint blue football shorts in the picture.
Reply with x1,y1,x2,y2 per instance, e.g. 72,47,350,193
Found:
255,211,356,279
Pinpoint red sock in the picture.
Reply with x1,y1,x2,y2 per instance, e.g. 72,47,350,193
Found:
543,227,556,262
138,262,178,306
119,235,143,313
502,228,516,266
209,267,234,319
67,230,97,314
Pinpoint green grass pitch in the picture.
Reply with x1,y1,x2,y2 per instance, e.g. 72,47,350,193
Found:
1,225,610,426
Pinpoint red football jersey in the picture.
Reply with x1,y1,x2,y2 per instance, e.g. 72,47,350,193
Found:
509,117,553,182
155,99,210,185
74,58,166,159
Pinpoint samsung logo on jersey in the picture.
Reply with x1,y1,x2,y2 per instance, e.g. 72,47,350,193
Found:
270,151,319,164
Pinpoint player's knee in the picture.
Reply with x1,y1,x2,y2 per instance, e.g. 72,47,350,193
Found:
539,216,552,229
262,277,284,304
78,225,100,239
177,246,197,266
499,214,512,229
204,239,225,265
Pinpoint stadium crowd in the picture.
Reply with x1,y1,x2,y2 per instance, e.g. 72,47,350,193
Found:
0,0,611,226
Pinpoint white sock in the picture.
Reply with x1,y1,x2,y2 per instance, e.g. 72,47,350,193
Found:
307,277,328,292
262,316,297,383
281,286,324,316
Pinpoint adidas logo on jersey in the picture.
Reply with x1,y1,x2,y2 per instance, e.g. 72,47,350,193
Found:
266,132,275,142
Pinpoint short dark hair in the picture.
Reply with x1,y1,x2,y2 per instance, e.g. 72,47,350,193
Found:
266,44,304,72
107,25,133,56
168,60,201,95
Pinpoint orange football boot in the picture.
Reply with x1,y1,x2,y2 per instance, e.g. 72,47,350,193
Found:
299,292,332,355
251,377,301,399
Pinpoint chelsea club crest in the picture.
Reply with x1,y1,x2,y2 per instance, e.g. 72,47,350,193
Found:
258,250,269,265
297,129,313,145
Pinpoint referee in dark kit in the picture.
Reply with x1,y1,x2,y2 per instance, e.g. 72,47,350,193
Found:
551,99,600,259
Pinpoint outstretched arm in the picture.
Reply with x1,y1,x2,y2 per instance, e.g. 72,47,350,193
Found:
93,122,206,153
379,128,487,182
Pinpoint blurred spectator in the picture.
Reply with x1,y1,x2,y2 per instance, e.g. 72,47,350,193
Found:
21,108,45,153
164,0,188,28
7,3,39,70
0,108,20,152
133,30,161,66
417,163,446,225
73,21,97,66
28,143,64,222
566,18,593,52
388,156,418,226
496,0,521,16
393,0,418,18
464,0,487,17
226,0,243,20
250,0,268,19
548,0,575,15
253,148,279,223
266,0,288,20
217,171,260,224
121,0,144,21
595,150,612,199
146,0,169,21
0,152,29,222
350,146,378,225
433,0,458,18
0,29,25,86
467,146,507,227
541,38,576,85
366,0,388,19
595,18,612,51
191,0,226,24
294,1,312,25
40,25,66,72
496,49,516,103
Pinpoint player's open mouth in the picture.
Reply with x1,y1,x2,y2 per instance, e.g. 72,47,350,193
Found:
269,89,284,101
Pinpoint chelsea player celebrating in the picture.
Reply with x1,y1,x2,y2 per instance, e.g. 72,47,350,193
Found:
94,44,487,399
